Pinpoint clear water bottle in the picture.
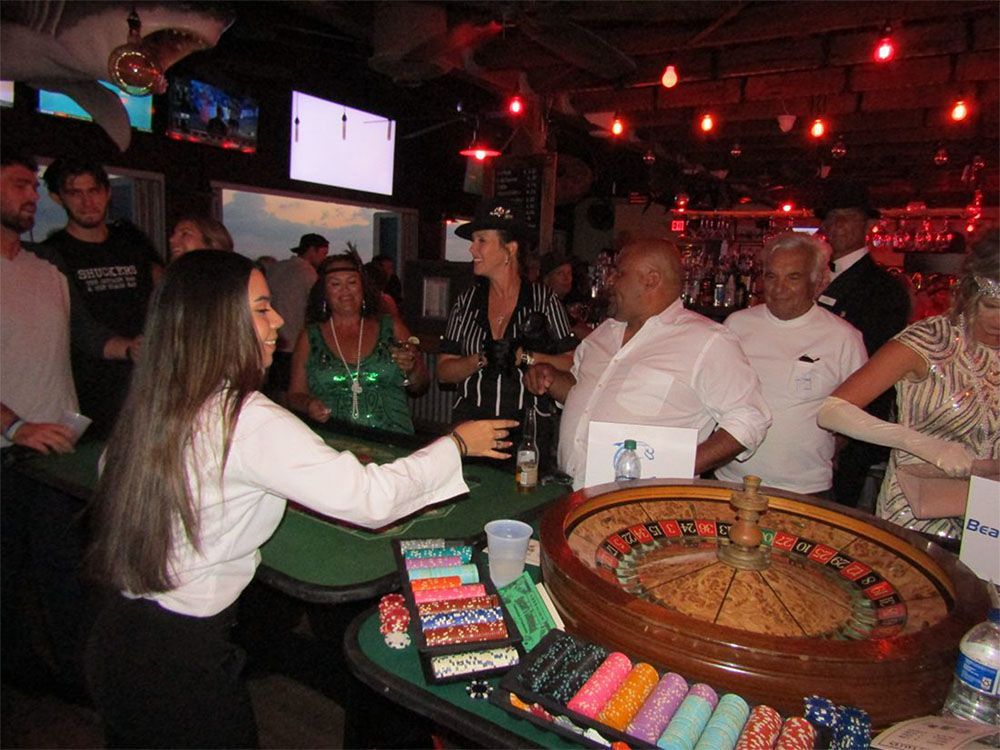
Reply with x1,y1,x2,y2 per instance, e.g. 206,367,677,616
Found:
614,439,641,481
942,603,1000,731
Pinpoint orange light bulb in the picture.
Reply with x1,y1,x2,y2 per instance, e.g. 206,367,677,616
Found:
951,100,968,121
611,117,625,136
700,113,714,132
810,118,826,138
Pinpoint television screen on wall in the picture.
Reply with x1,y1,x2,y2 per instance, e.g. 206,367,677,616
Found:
37,81,152,131
289,91,395,196
0,80,14,108
166,77,258,153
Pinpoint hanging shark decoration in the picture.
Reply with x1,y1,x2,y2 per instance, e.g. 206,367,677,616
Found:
1,1,233,150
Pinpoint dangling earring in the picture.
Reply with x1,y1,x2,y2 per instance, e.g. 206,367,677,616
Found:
321,299,329,318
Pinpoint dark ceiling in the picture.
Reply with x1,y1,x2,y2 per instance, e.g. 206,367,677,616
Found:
204,1,999,212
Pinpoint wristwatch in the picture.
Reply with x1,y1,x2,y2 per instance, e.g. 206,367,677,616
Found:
521,351,536,367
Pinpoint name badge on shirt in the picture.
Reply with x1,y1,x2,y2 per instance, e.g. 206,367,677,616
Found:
818,294,837,307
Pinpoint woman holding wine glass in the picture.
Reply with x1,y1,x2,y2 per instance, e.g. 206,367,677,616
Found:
287,252,428,434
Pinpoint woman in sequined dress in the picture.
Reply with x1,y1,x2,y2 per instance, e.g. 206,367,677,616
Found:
820,231,999,540
287,253,428,434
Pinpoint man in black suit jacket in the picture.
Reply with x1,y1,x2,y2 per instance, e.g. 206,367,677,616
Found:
815,183,910,507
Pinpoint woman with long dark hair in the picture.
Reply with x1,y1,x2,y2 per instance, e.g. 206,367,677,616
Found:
84,251,516,747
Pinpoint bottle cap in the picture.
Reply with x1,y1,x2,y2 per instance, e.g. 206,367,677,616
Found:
624,439,636,450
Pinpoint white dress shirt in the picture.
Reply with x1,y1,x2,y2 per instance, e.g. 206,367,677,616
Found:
558,299,771,489
716,304,867,494
141,391,468,616
826,245,868,284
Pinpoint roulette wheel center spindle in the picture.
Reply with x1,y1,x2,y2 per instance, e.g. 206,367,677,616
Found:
717,475,772,571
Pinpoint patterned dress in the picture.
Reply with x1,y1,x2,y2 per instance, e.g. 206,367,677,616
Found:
305,314,414,435
877,315,1000,539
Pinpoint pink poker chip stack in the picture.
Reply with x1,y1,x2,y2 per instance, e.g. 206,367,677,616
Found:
566,652,633,718
378,593,411,649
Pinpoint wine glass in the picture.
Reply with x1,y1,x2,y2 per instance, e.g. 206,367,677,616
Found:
387,336,419,386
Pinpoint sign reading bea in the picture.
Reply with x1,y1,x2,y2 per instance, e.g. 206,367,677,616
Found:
959,476,1000,583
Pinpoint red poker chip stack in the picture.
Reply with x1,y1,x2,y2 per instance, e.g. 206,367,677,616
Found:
378,593,411,649
735,704,784,749
774,716,817,750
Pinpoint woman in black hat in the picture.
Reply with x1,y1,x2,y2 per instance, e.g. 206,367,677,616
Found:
438,200,576,467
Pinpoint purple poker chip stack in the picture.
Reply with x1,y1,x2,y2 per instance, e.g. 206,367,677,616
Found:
626,671,690,743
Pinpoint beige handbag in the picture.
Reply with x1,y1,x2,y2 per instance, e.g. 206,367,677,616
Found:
897,459,1000,520
896,463,970,520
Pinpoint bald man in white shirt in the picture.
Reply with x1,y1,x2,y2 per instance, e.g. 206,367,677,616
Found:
524,238,771,489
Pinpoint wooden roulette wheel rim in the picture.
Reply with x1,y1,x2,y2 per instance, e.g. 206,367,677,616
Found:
540,479,989,728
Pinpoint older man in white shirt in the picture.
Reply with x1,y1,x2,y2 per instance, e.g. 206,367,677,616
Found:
524,238,771,489
716,233,867,497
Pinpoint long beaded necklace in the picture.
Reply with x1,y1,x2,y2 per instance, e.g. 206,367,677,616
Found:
329,316,364,420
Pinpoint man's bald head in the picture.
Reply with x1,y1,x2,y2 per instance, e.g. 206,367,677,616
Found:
609,239,683,325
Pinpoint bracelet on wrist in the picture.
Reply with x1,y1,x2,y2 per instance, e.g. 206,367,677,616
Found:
4,418,26,442
450,431,468,457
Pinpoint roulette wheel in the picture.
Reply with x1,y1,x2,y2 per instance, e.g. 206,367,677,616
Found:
539,478,990,728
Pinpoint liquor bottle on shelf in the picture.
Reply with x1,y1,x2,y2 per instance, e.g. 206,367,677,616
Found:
942,590,1000,731
516,407,539,493
614,439,641,481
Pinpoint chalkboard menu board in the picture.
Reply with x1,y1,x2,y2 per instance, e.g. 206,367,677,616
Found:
488,153,556,253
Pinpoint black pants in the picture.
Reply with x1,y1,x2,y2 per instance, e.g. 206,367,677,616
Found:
85,595,258,749
1,456,91,692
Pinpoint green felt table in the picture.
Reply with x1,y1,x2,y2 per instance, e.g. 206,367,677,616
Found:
11,421,566,603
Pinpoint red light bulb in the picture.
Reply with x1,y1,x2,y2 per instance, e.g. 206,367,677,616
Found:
950,100,968,121
781,202,794,213
611,117,625,136
810,118,826,138
700,113,714,132
508,95,524,116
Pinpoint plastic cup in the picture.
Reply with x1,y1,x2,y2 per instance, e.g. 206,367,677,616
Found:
485,519,533,588
58,409,92,443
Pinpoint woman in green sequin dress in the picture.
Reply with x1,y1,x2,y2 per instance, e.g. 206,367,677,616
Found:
287,254,428,434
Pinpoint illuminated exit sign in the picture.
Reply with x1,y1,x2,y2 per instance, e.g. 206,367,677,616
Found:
671,220,686,232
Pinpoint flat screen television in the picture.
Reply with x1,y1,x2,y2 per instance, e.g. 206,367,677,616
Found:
0,80,14,108
289,91,395,196
37,80,152,130
166,77,258,153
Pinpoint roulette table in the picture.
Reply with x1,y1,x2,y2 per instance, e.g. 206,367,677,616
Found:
540,477,990,729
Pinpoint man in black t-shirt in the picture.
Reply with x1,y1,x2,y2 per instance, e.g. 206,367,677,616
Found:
42,158,162,434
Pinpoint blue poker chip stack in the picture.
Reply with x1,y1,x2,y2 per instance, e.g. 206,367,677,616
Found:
830,706,871,750
803,694,837,748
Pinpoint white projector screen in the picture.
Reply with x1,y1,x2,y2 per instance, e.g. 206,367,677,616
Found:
289,91,396,196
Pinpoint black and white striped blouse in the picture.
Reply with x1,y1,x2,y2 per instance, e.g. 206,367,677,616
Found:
440,279,576,419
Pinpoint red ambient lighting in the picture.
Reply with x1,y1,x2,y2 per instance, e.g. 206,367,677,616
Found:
459,144,501,160
810,119,826,138
950,100,969,121
699,113,714,132
873,25,895,63
507,95,524,116
611,116,625,136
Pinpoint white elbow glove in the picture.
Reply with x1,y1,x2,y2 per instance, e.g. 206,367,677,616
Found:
817,396,975,477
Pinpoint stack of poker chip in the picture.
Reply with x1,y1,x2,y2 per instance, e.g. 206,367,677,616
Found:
694,693,751,750
774,717,817,750
396,538,517,681
734,704,783,750
567,652,634,718
831,706,871,750
656,683,718,749
378,593,410,649
596,662,660,731
626,671,689,743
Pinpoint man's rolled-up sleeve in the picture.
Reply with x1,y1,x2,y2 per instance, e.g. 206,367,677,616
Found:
692,330,772,460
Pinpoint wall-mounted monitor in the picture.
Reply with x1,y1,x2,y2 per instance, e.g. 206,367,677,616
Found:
289,91,395,196
166,77,258,153
37,80,152,131
0,80,14,108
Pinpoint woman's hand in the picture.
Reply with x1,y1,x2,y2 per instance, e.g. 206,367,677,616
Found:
390,342,417,374
452,419,519,459
307,398,332,423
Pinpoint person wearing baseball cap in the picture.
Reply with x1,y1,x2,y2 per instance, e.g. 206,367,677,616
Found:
814,182,910,508
438,199,577,470
262,233,329,400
